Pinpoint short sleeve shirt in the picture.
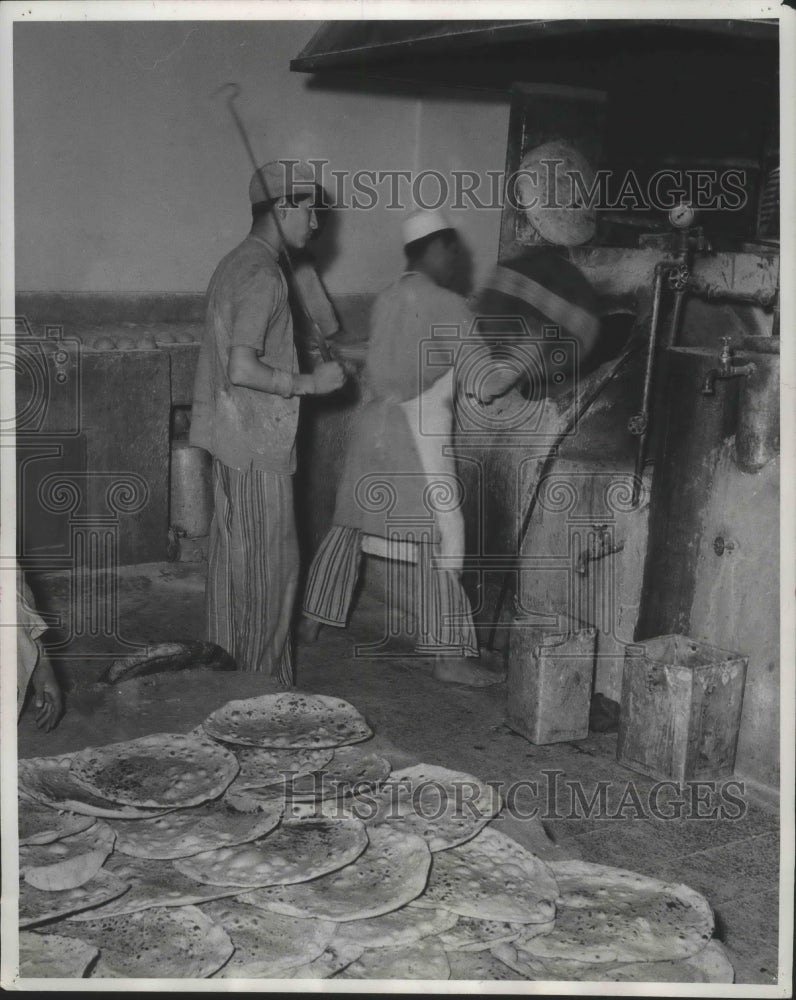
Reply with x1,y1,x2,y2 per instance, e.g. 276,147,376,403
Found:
190,236,300,474
365,272,475,402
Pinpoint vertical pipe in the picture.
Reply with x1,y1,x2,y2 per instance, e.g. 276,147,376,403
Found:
665,288,687,349
631,266,665,506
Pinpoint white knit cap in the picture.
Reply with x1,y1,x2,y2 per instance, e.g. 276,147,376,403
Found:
402,208,452,246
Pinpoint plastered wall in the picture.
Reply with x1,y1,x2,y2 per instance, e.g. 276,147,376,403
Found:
13,20,509,296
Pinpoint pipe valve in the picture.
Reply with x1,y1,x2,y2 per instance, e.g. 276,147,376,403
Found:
702,337,757,395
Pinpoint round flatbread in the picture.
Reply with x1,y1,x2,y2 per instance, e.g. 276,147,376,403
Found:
174,816,368,888
21,821,116,891
284,746,391,801
438,915,538,953
491,938,734,983
604,940,735,984
288,789,384,822
19,799,96,846
201,900,337,978
414,827,558,923
513,859,714,965
19,931,99,978
222,783,285,813
202,693,372,748
285,940,365,979
19,870,130,929
67,732,239,809
355,763,501,851
18,755,173,819
225,784,384,820
56,905,233,978
67,853,244,920
109,798,283,859
448,949,526,981
335,902,458,949
516,141,597,246
338,939,451,980
231,746,334,790
241,825,432,922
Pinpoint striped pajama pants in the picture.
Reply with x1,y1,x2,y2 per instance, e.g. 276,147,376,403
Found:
206,459,298,686
303,525,479,656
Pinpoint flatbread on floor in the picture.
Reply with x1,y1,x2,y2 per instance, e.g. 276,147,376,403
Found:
603,940,735,983
227,747,390,807
337,938,451,980
438,914,537,953
447,949,526,981
202,693,372,748
414,826,558,923
222,783,286,813
201,899,337,978
491,938,734,983
109,798,283,859
19,870,130,929
354,763,501,851
334,901,458,949
512,859,714,965
241,824,432,922
18,931,99,978
67,732,239,809
230,746,333,790
284,940,365,979
18,755,173,819
21,821,116,891
19,798,96,846
56,904,234,978
66,853,244,920
282,746,391,801
174,816,369,888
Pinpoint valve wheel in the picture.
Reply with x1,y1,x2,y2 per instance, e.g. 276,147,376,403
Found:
627,413,647,436
667,264,690,291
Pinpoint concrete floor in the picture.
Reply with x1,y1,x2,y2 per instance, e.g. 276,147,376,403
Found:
17,562,782,986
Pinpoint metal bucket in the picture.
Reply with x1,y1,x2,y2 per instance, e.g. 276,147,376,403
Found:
506,615,597,744
170,440,212,537
617,634,747,782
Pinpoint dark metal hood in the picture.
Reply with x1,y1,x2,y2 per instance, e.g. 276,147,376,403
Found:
291,18,777,89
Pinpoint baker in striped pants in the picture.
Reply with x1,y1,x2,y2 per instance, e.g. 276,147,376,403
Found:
302,222,601,685
302,209,520,686
190,160,344,686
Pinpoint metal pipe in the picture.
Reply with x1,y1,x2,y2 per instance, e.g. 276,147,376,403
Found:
686,280,778,310
628,264,666,506
665,287,687,349
486,334,644,651
214,82,332,362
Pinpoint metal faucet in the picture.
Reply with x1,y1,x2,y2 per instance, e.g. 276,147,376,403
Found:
575,527,625,576
701,338,757,395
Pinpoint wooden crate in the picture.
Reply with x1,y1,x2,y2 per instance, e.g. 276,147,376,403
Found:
617,635,747,782
506,618,597,744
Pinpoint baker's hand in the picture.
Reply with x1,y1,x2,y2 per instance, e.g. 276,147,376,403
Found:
30,656,63,732
313,361,346,395
470,363,522,405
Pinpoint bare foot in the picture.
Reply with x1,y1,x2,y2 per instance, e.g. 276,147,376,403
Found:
432,655,506,688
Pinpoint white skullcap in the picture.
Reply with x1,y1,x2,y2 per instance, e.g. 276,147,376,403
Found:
402,208,452,246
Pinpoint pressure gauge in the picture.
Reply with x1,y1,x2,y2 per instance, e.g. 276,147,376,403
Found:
669,202,696,229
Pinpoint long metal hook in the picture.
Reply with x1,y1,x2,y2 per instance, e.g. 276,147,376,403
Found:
211,82,332,362
213,82,241,103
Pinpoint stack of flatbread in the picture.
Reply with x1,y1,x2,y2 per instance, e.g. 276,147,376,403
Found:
16,691,733,983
